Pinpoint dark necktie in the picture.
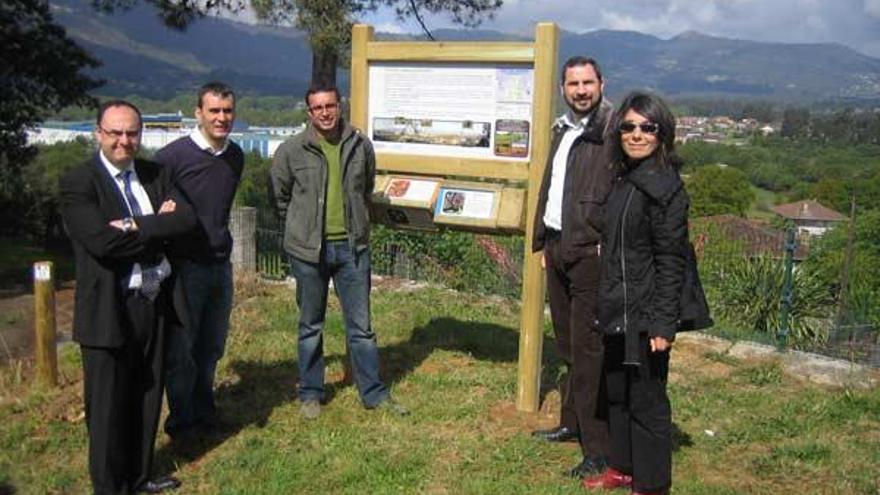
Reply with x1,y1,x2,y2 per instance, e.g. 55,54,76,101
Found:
121,170,161,301
122,169,143,217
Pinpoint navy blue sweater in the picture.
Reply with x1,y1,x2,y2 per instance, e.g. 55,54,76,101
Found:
154,136,245,260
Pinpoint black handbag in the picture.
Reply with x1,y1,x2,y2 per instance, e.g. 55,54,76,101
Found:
678,241,714,331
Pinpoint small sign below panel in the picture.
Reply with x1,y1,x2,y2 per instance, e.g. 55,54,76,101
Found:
385,177,441,206
371,175,441,231
437,188,496,219
434,185,501,229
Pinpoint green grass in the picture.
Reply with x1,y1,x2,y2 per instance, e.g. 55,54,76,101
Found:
1,282,878,494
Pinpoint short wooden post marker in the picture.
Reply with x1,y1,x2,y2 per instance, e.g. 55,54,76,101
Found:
33,261,58,387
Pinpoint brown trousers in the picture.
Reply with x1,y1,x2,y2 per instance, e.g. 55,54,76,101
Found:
544,234,609,457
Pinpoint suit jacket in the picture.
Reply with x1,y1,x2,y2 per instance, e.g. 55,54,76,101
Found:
60,155,197,348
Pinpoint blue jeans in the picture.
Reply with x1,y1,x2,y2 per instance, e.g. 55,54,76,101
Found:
290,242,387,407
164,259,233,433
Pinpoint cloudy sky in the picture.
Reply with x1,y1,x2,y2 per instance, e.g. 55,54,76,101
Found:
359,0,880,58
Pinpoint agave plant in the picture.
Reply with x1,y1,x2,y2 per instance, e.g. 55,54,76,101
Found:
707,255,834,346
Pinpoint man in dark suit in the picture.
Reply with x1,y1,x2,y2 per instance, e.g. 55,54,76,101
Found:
60,100,195,494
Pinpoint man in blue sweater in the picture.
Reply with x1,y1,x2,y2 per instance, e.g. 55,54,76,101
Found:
154,82,245,439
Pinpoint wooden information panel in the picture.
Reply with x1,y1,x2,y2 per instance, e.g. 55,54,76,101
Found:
350,23,559,412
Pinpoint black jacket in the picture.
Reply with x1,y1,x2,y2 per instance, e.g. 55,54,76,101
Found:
598,157,689,362
60,156,196,347
532,99,616,261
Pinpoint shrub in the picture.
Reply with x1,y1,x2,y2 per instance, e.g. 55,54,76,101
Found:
369,225,522,298
708,255,834,346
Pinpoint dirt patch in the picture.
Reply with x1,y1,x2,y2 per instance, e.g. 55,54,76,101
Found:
41,379,85,424
479,390,570,442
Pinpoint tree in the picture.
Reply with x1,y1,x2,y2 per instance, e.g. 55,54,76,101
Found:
686,165,755,218
1,0,102,235
802,210,880,327
94,0,503,86
23,138,94,240
780,107,810,139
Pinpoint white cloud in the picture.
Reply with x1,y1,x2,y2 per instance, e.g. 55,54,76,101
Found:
668,0,719,25
355,0,880,58
372,22,407,34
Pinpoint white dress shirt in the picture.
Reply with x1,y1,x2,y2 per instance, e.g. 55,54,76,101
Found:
542,112,591,231
99,151,166,289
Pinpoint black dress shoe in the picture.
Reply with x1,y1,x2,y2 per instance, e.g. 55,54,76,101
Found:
531,426,579,442
137,476,181,493
567,455,609,478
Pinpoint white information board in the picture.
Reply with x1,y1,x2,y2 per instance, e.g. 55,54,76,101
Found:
368,63,534,161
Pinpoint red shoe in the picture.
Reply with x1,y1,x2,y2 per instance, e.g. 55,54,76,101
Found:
582,468,633,490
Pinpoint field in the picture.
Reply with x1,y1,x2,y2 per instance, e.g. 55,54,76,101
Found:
0,277,878,494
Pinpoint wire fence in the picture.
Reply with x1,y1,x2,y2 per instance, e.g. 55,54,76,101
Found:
253,208,879,367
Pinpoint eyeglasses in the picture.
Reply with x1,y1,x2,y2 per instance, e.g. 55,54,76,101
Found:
309,102,339,113
100,127,141,139
618,122,659,135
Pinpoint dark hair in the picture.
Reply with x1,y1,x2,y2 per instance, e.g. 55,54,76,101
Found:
197,81,235,108
96,99,142,127
304,84,340,107
560,56,603,84
610,91,681,169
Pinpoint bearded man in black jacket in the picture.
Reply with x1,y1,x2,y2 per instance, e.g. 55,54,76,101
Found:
530,56,617,478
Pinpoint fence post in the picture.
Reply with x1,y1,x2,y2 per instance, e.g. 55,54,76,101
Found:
33,261,58,386
778,223,797,350
230,206,257,272
835,194,857,327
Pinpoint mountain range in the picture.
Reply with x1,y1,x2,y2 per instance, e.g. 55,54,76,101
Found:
50,0,880,103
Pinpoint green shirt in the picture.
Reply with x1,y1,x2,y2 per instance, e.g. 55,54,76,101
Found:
318,137,347,240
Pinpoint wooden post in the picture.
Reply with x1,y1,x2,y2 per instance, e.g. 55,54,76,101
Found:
516,23,559,413
33,261,58,387
349,24,374,130
344,24,374,386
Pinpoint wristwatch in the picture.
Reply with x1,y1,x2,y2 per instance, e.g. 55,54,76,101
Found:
121,217,134,232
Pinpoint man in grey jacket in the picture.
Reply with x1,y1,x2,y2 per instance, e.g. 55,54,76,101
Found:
269,84,407,419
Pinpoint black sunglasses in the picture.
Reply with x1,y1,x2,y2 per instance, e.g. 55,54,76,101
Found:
618,122,659,134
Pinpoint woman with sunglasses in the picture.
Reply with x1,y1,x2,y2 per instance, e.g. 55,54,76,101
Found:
583,92,689,495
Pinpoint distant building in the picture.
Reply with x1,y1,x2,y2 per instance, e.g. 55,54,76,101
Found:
771,199,847,236
26,115,305,158
25,126,91,146
675,115,774,144
142,112,184,130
